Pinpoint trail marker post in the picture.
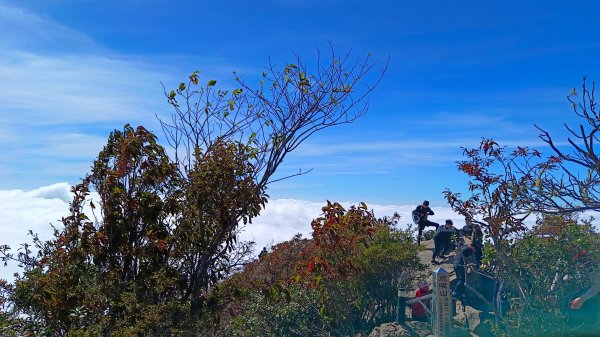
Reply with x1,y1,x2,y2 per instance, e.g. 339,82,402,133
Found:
432,267,451,337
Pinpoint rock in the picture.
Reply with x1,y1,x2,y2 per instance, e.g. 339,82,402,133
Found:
453,300,482,332
368,322,411,337
369,321,438,337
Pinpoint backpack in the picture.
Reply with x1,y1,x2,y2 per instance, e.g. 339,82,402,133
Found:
412,209,422,225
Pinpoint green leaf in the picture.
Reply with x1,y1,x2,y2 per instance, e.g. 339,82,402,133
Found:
207,79,217,86
178,82,186,91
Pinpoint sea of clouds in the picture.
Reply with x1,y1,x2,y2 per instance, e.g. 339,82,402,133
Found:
3,182,595,281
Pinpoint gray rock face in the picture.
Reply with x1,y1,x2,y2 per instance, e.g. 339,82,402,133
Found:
368,322,409,337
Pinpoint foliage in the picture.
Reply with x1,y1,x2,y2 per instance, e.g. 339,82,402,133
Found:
445,80,600,335
488,215,600,337
160,46,387,191
443,138,547,319
217,204,425,337
223,285,328,337
300,203,425,336
0,125,260,335
173,138,265,314
1,48,386,335
0,125,188,335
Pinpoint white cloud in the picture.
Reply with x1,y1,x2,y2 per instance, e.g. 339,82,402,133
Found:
239,200,470,252
0,184,71,279
0,184,454,280
0,2,173,189
2,183,599,282
0,52,166,125
0,2,98,53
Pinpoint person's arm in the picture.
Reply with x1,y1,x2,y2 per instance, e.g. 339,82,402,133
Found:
427,207,434,215
570,271,600,310
580,271,600,302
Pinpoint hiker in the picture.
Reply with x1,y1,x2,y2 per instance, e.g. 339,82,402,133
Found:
460,218,483,268
258,247,268,259
413,200,439,245
452,246,474,299
569,270,600,335
570,270,600,310
411,280,432,322
431,219,458,265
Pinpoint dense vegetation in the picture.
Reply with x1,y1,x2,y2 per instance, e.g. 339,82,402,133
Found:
0,49,599,336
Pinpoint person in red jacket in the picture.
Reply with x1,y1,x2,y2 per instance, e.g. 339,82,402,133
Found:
412,280,432,321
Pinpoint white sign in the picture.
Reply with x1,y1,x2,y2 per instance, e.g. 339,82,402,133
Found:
432,267,451,337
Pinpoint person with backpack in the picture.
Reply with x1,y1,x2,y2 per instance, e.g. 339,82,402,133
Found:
452,246,474,299
460,217,483,268
431,219,459,265
413,200,439,245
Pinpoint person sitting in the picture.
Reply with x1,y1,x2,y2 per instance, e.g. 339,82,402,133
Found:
414,200,440,245
431,219,459,265
452,246,474,299
411,280,432,322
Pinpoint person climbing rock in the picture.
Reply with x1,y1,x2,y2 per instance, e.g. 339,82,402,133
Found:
413,200,439,245
452,246,474,299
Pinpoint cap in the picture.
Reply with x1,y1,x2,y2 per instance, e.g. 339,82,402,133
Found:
445,219,453,224
423,200,430,206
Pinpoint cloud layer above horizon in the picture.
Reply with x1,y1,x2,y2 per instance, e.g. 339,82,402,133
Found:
2,182,600,281
0,183,468,279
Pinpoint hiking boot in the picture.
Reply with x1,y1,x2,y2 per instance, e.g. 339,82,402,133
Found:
431,259,439,265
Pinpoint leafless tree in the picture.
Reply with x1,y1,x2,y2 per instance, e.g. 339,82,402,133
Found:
532,77,600,213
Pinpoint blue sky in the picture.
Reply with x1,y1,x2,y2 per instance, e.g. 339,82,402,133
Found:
1,0,599,207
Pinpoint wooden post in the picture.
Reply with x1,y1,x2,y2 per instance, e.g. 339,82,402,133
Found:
432,267,452,337
396,288,412,323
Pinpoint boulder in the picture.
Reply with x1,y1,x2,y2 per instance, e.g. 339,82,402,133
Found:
368,323,410,337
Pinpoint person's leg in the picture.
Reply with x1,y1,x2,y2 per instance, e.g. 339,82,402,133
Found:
432,236,442,263
453,266,466,297
425,220,439,230
439,241,450,258
417,224,425,245
474,246,483,268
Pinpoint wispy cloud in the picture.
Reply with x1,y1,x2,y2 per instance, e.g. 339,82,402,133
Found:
0,2,173,189
0,2,98,53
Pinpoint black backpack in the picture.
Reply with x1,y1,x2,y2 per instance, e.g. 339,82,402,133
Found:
412,209,422,224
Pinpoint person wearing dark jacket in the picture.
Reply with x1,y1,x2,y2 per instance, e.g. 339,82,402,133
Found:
460,218,483,268
431,219,458,264
414,200,439,245
452,246,474,299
